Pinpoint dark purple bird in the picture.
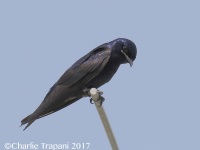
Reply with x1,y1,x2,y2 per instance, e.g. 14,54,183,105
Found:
21,38,137,130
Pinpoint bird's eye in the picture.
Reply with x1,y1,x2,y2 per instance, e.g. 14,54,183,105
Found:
122,45,129,54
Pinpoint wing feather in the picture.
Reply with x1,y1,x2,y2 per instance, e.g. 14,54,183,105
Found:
31,46,111,119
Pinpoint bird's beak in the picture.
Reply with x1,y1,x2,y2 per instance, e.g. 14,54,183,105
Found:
121,50,133,67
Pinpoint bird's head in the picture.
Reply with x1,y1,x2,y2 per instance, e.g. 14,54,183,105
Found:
111,38,137,66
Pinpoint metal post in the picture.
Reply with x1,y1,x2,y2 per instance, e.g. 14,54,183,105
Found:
90,88,119,150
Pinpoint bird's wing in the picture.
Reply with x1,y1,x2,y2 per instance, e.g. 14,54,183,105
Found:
49,43,110,90
22,46,111,128
39,47,111,116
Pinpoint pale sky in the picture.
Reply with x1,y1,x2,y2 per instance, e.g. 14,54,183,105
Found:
1,1,200,150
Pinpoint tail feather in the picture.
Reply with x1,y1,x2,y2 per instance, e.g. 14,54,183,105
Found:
21,114,36,131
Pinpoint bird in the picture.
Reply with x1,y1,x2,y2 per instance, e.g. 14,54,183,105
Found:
21,38,137,130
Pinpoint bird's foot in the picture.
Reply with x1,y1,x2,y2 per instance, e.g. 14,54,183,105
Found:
90,95,105,106
89,89,105,107
98,95,105,106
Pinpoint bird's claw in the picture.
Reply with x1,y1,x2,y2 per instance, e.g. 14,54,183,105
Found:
90,95,105,106
89,89,105,107
98,95,105,107
90,98,94,104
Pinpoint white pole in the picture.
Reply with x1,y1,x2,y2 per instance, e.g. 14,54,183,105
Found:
90,88,119,150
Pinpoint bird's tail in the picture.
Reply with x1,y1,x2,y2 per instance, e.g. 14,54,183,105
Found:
21,114,36,131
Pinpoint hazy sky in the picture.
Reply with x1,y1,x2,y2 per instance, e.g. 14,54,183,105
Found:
1,1,200,150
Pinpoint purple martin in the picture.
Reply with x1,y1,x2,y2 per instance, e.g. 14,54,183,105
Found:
21,38,137,130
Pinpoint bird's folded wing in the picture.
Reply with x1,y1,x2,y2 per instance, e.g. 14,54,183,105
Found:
49,46,111,90
32,46,111,119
